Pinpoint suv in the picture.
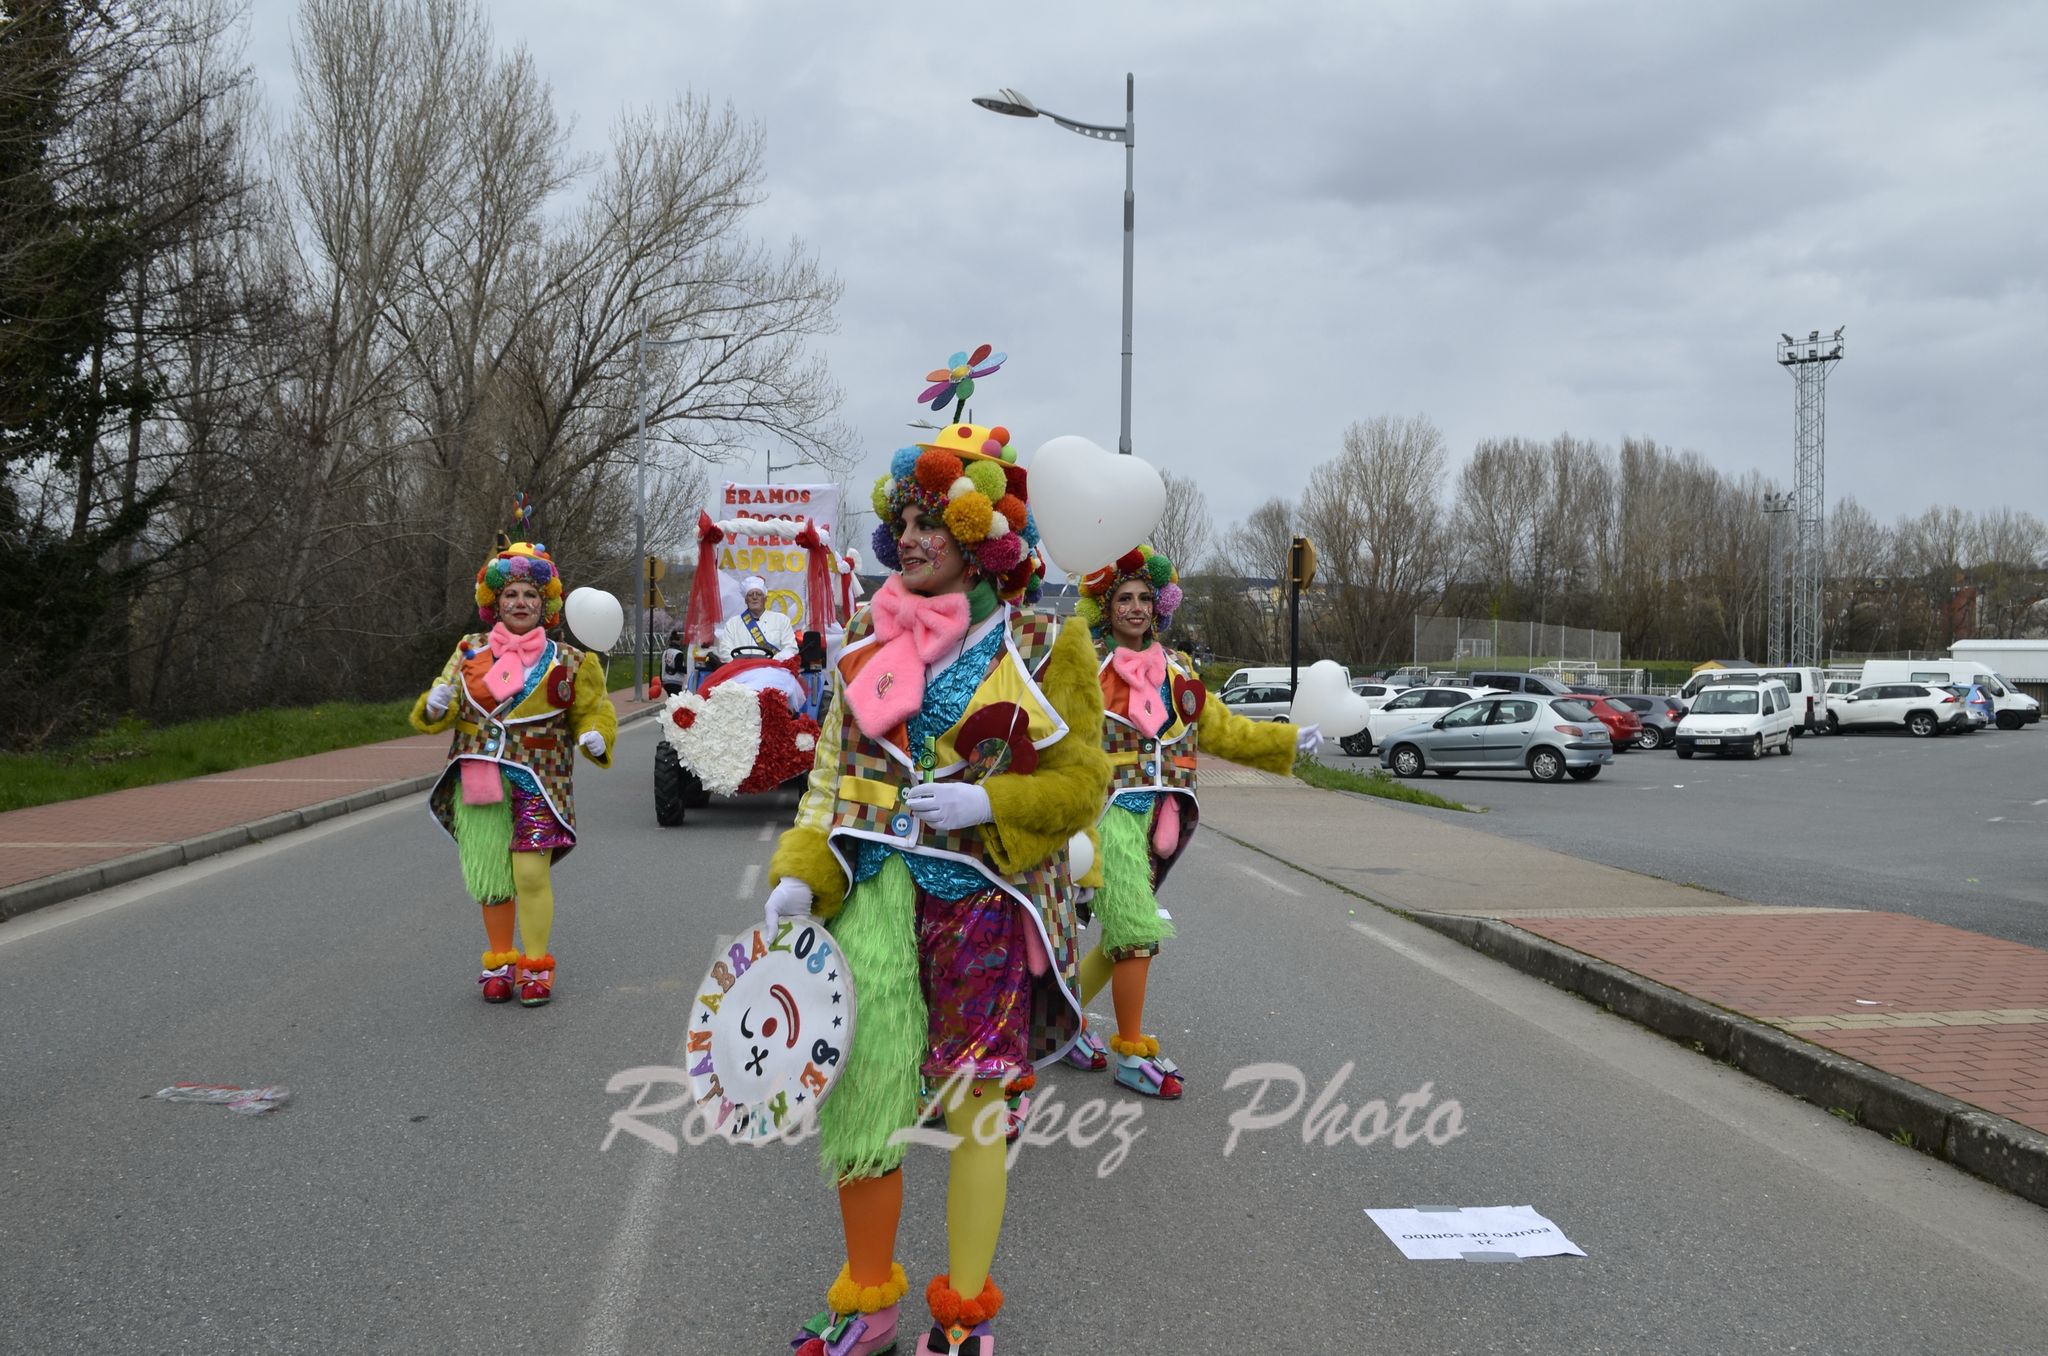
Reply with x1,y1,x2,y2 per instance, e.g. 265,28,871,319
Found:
1832,683,1968,737
1468,671,1576,697
1674,680,1798,759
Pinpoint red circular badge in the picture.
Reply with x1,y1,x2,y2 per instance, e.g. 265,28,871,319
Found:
545,664,575,709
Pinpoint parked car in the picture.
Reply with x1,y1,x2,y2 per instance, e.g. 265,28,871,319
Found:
1576,696,1643,750
1219,682,1293,722
1468,670,1577,697
1378,694,1615,782
1947,684,1993,730
1349,679,1413,709
1859,659,2040,729
1605,694,1683,748
1674,680,1798,759
1824,678,1859,727
1353,685,1503,755
1334,679,1417,755
1828,682,1968,738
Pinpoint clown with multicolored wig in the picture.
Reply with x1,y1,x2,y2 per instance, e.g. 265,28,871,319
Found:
761,349,1109,1356
1062,544,1319,1097
410,509,618,1008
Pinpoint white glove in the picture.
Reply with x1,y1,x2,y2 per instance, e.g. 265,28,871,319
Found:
903,781,993,832
578,730,607,758
1295,723,1323,756
424,682,454,719
763,877,814,932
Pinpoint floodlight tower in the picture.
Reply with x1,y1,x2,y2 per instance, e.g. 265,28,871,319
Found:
1775,327,1844,666
1762,490,1795,665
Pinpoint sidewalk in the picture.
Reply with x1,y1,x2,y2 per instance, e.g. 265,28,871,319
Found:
1197,763,2048,1208
0,687,662,921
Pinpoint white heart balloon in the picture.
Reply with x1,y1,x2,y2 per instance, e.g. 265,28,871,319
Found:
563,586,625,652
1027,435,1167,575
1287,660,1373,738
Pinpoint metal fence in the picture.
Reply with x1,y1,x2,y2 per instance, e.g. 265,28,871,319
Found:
1411,615,1622,669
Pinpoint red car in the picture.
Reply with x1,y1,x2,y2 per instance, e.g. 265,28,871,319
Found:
1579,696,1643,751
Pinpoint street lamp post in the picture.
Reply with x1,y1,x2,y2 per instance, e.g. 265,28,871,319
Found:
974,75,1136,456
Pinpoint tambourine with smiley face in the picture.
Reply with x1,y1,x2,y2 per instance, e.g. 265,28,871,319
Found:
687,915,856,1143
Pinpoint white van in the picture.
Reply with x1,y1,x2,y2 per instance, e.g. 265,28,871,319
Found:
1758,667,1827,734
1857,660,2040,730
1674,680,1798,760
1221,664,1351,694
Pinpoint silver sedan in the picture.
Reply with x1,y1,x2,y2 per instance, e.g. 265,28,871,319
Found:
1376,695,1616,783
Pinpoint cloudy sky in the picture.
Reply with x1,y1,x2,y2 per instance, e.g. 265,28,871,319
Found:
243,1,2048,549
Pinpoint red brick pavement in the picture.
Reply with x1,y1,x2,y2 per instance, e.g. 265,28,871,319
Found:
0,689,655,891
1510,910,2048,1135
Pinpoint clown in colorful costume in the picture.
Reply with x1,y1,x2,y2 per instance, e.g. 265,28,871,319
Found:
762,402,1109,1356
411,531,618,1008
1067,544,1318,1097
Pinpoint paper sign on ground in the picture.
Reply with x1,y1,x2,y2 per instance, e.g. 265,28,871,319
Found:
1365,1205,1586,1260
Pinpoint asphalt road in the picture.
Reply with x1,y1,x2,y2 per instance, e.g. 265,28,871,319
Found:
1334,723,2048,949
5,718,2048,1354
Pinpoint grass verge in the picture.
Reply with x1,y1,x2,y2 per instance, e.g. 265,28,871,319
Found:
0,702,418,813
1293,755,1473,812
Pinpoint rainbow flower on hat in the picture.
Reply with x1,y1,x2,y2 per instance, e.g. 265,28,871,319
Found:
474,497,565,627
1075,544,1180,635
870,344,1044,602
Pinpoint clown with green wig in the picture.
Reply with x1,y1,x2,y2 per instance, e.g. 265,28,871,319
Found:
1064,545,1320,1097
410,514,617,1008
759,349,1111,1356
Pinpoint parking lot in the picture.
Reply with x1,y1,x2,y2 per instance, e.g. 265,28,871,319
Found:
1329,725,2048,949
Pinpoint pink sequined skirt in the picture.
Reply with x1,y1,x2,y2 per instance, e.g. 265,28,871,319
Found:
917,885,1032,1080
510,783,574,853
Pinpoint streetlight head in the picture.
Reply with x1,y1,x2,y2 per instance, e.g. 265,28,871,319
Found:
972,88,1039,118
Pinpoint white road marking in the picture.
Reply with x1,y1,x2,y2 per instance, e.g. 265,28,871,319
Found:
1231,862,1302,896
1988,817,2006,823
2033,799,2047,807
738,863,760,899
579,1027,692,1356
756,822,776,841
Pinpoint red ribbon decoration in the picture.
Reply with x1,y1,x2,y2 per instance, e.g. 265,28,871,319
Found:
796,518,834,634
684,510,725,645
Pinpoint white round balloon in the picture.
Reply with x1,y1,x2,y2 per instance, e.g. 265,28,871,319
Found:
563,586,624,652
1067,829,1095,883
1287,660,1374,738
1027,436,1167,574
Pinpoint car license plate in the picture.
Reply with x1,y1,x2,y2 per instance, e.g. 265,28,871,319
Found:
1695,737,1720,745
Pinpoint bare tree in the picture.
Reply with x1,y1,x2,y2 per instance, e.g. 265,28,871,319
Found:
1151,467,1211,574
1970,506,2047,637
1306,415,1450,666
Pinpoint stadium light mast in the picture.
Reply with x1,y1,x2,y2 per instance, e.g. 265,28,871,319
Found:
1775,327,1844,666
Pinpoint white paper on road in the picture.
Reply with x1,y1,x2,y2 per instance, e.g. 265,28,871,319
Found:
1365,1205,1586,1261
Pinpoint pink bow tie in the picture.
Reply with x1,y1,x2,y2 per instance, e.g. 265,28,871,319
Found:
842,576,971,739
1112,644,1169,737
483,624,548,704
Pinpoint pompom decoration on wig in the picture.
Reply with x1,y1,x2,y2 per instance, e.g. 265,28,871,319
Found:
871,344,1042,602
474,498,566,627
1077,542,1179,637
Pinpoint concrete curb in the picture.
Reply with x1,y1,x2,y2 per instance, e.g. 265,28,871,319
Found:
1406,910,2048,1210
0,701,661,926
